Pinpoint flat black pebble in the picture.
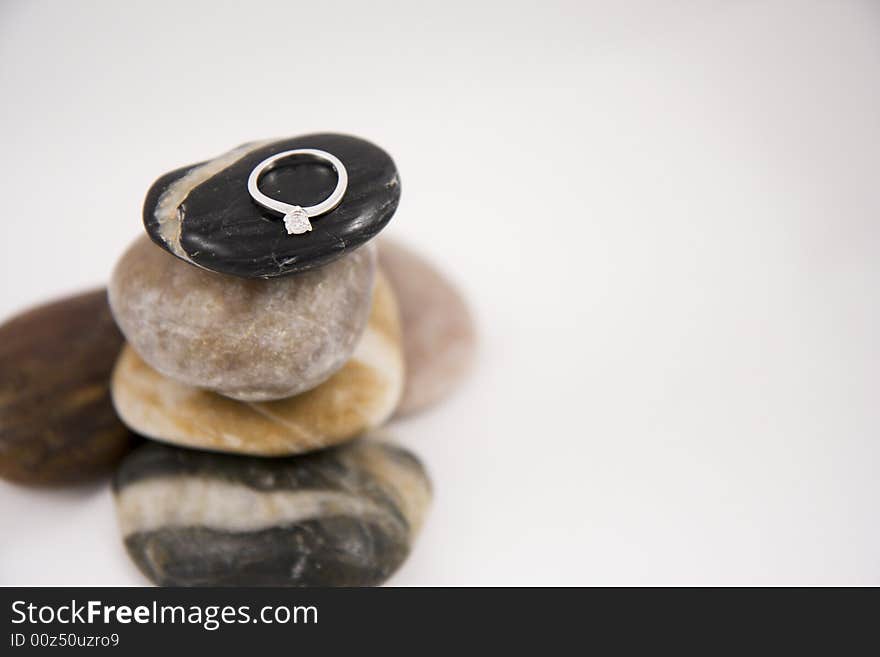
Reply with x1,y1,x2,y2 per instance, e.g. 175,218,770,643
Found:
143,133,400,278
114,440,431,586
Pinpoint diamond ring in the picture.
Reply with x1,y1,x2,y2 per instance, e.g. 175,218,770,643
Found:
247,148,348,235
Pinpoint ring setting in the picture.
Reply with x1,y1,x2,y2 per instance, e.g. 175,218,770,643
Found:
247,148,348,235
282,206,312,235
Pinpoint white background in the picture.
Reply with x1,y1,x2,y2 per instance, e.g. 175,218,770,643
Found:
1,0,879,585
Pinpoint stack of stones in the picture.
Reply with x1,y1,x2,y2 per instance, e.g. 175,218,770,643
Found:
0,133,475,586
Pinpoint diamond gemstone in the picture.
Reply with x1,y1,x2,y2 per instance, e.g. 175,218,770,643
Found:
283,207,312,235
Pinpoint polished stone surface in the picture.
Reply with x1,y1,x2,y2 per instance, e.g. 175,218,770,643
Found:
109,235,376,401
111,273,403,455
143,133,400,279
379,240,476,416
114,438,431,586
0,289,137,485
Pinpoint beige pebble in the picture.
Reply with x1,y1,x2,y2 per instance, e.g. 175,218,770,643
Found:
110,273,403,456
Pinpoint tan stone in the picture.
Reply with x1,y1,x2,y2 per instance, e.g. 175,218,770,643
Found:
111,273,403,456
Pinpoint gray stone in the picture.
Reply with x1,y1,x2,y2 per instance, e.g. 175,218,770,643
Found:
108,235,376,401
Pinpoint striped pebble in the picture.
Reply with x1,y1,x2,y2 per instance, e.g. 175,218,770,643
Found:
114,439,431,586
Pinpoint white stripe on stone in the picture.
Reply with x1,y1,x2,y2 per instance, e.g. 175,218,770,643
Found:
115,476,391,536
154,139,274,259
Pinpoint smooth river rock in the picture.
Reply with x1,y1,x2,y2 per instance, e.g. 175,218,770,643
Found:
109,235,376,402
111,273,403,455
379,240,476,416
0,289,136,484
114,439,431,586
143,133,400,279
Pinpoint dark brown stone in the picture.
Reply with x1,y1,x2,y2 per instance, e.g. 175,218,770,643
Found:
0,289,136,485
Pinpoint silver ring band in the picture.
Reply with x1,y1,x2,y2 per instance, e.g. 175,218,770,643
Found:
247,148,348,235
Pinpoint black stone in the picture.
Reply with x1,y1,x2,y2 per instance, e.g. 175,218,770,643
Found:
124,520,408,587
143,133,400,279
